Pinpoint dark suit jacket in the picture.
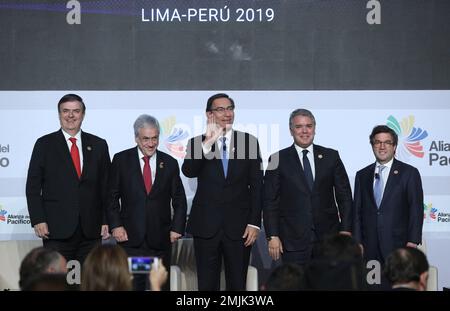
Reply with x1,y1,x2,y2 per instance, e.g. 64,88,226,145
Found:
26,130,110,239
353,158,424,261
263,144,353,251
182,131,263,240
107,148,187,250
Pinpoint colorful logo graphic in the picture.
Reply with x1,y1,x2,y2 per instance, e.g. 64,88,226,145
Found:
0,208,7,222
160,116,189,159
387,115,428,161
423,203,438,221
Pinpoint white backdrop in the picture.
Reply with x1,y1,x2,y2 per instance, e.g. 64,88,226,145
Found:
0,91,449,288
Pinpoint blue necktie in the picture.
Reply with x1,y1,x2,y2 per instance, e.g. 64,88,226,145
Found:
221,137,228,177
374,165,386,208
302,150,314,191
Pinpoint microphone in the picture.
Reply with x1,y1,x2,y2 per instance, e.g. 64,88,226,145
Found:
374,173,380,180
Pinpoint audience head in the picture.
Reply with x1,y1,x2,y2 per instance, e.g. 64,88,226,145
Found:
81,244,132,291
384,247,429,291
19,247,67,290
263,263,305,291
22,273,72,291
304,234,365,290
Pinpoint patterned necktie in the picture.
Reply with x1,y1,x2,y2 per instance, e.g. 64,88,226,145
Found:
374,165,386,208
69,137,81,179
221,137,228,177
143,156,152,194
302,149,314,191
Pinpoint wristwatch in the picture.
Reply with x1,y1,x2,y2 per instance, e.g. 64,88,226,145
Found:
266,236,276,241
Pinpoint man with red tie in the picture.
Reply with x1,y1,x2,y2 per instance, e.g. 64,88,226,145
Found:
107,114,187,290
26,94,111,265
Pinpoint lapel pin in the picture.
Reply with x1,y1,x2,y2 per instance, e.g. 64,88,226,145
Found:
159,162,164,169
318,154,323,159
394,170,398,174
87,146,92,151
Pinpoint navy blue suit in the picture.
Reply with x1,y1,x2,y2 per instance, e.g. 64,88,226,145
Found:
182,130,263,290
353,158,424,262
263,144,353,263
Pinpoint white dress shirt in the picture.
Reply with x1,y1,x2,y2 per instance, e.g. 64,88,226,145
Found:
62,129,83,171
294,143,315,180
137,147,157,184
373,157,393,198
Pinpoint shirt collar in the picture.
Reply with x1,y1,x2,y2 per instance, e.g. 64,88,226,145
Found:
376,157,394,169
62,129,81,142
220,129,233,143
294,143,314,155
137,146,156,160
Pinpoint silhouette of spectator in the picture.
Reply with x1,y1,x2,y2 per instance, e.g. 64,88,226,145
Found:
384,247,429,291
22,273,72,291
304,234,365,290
81,244,167,291
263,263,305,291
19,246,67,290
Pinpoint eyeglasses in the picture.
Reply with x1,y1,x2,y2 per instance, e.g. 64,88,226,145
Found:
373,140,394,147
210,106,235,113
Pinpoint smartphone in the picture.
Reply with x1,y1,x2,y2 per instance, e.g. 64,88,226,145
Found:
127,257,159,274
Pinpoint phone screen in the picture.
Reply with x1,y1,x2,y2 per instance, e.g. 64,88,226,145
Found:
128,257,158,274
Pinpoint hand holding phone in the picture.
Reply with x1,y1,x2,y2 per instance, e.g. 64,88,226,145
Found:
128,257,159,274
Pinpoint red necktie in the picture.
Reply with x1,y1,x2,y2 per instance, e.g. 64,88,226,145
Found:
69,137,81,179
143,156,152,194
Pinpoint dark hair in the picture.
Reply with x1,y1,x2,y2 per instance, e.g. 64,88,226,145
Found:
57,94,86,113
369,125,398,146
384,247,429,284
19,247,65,290
206,93,235,112
289,109,316,129
265,263,305,290
304,234,365,290
317,234,363,262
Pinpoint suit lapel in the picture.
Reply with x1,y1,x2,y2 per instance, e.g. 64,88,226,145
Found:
365,163,377,207
312,145,324,191
379,159,400,209
225,131,238,180
150,150,165,196
56,130,79,181
80,132,91,181
129,147,147,194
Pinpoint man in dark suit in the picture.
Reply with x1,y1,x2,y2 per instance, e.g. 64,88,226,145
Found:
108,114,187,290
353,125,423,265
182,93,263,291
26,94,111,264
263,109,352,266
384,247,429,291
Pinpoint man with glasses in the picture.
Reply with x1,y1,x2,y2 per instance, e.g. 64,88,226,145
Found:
182,93,263,290
353,125,424,267
26,94,111,265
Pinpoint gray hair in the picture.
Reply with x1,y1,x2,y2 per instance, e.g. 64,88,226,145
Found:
289,109,316,129
133,114,160,137
19,247,65,290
